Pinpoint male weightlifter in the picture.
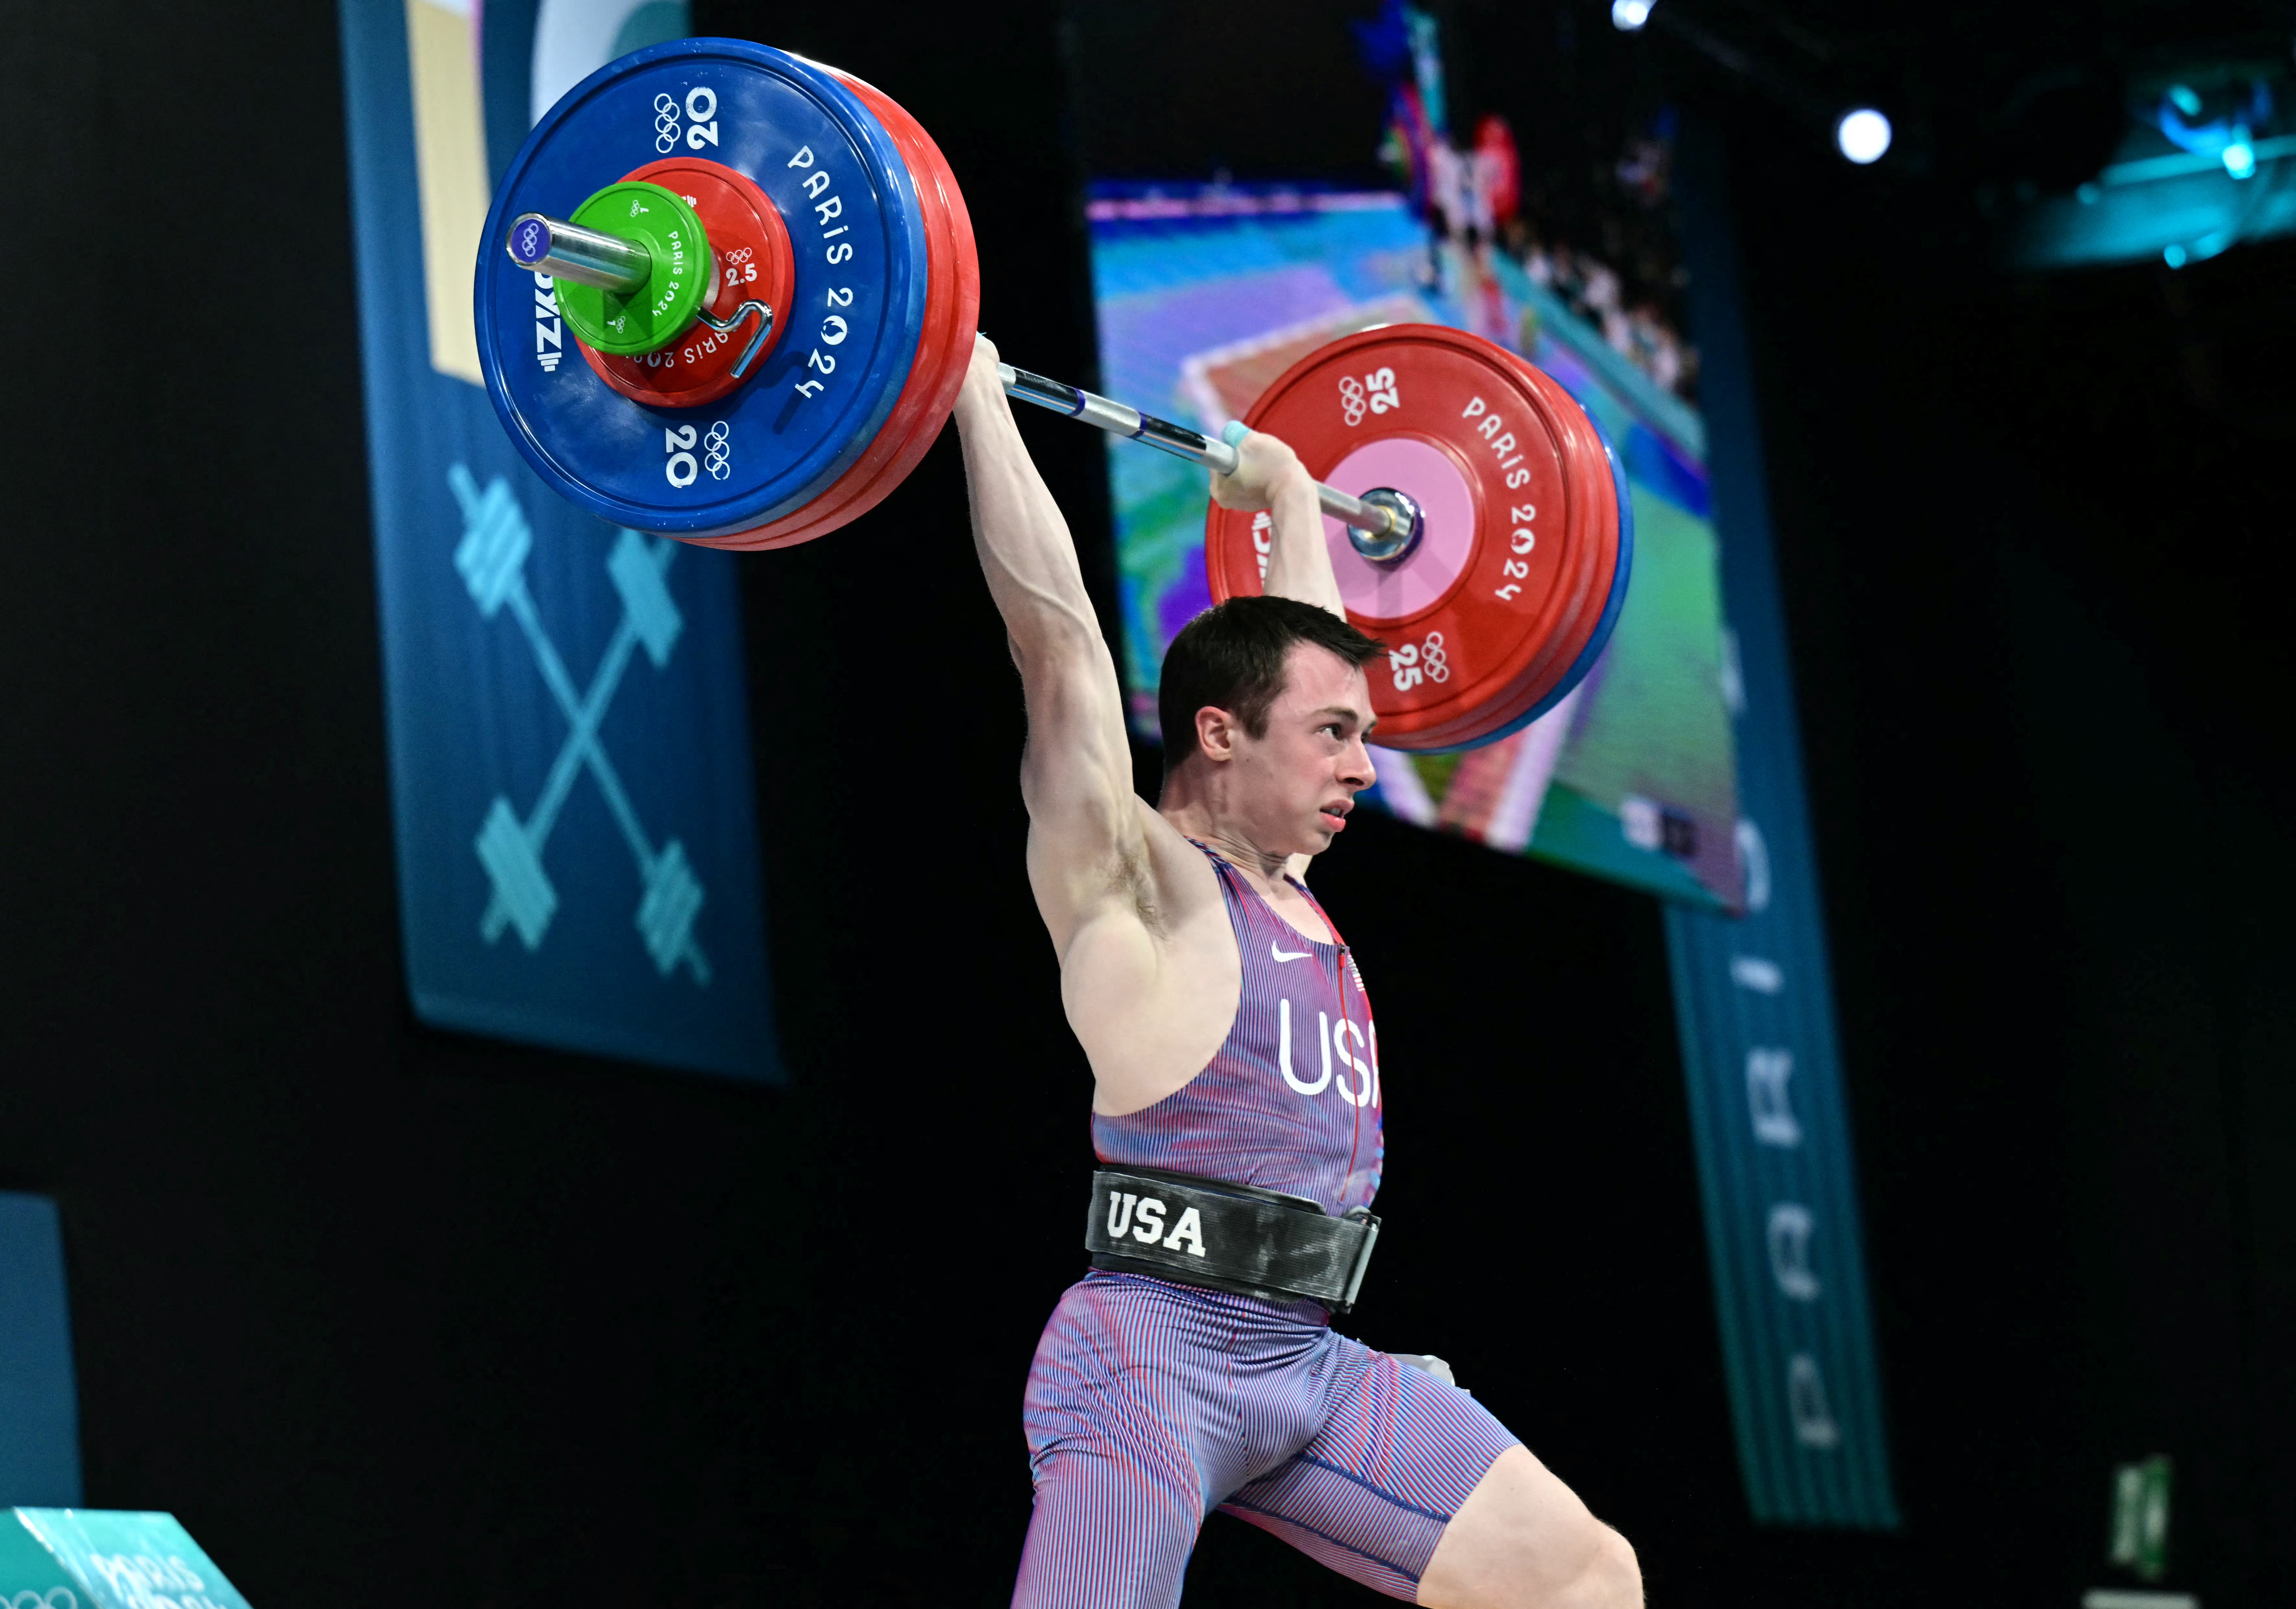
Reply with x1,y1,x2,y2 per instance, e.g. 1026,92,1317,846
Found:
954,335,1643,1609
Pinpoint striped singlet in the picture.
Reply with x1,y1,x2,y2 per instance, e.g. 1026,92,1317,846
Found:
1092,844,1382,1214
1013,843,1520,1608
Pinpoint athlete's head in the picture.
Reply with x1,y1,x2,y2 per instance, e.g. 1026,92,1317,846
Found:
1159,596,1385,856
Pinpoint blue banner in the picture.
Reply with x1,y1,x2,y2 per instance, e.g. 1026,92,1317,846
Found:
338,0,780,1081
0,1194,79,1508
1666,126,1898,1525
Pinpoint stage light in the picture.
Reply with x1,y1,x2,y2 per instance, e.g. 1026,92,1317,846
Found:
2223,138,2256,178
1611,0,1653,31
2163,243,2189,268
1835,107,1892,164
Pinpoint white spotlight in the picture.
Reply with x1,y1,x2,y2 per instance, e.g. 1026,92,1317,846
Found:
1834,107,1892,165
1611,0,1653,30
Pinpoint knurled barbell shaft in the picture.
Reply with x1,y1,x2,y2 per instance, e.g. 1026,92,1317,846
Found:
997,364,1405,543
505,212,653,292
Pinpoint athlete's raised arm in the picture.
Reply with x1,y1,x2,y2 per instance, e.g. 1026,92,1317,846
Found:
1211,430,1346,620
953,336,1174,957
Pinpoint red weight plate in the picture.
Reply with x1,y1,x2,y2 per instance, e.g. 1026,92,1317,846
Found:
1397,494,1619,736
1408,349,1627,750
743,69,978,545
1205,328,1591,747
1374,511,1617,748
577,157,794,410
1487,348,1621,704
1205,325,1613,751
696,68,979,550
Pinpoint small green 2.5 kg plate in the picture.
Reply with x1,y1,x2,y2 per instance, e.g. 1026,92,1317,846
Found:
554,180,709,355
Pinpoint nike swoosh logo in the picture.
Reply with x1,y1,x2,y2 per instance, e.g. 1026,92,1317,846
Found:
1271,941,1312,962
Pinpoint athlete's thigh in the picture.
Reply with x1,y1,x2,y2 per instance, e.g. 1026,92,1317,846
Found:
1011,1279,1213,1609
1215,1342,1519,1603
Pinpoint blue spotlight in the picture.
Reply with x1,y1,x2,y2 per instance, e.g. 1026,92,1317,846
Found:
1835,107,1892,165
1611,0,1653,30
2223,138,2257,178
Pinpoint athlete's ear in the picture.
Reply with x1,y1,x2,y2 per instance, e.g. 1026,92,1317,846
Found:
1194,705,1240,764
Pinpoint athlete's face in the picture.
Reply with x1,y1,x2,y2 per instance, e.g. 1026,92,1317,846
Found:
1224,644,1379,857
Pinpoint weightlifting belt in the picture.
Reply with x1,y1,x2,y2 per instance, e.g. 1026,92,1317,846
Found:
1085,1165,1381,1313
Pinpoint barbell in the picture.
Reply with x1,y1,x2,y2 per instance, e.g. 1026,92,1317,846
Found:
475,38,1632,751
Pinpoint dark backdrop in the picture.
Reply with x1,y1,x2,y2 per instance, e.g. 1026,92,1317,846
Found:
0,0,2287,1605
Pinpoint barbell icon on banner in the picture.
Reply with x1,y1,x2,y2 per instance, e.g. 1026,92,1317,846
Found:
448,464,711,983
475,39,1631,750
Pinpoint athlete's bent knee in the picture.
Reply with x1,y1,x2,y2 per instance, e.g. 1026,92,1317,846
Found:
1505,1515,1640,1609
1475,1521,1641,1609
1564,1525,1641,1609
1418,1444,1646,1609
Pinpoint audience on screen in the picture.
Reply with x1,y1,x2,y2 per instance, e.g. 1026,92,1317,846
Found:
1405,112,1699,402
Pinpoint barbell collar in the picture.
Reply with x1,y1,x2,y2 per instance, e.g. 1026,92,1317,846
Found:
1316,483,1404,549
1347,488,1424,565
505,212,653,293
995,363,1403,544
692,299,776,378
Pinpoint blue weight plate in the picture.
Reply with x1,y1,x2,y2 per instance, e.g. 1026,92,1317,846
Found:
477,39,929,537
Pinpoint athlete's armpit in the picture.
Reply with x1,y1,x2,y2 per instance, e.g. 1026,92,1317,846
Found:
1100,828,1163,937
1023,795,1175,955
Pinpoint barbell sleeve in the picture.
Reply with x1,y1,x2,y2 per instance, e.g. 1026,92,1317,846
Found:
996,363,1405,544
504,212,653,292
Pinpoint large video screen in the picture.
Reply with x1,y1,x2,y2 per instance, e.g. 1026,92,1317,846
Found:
1090,182,1739,909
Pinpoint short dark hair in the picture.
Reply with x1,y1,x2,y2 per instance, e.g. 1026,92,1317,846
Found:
1158,596,1385,774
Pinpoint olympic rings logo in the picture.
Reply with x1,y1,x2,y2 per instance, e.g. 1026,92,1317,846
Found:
725,246,754,265
1390,632,1449,692
654,92,680,153
1423,633,1450,681
514,218,544,262
1338,367,1401,427
664,421,733,484
10,1591,77,1609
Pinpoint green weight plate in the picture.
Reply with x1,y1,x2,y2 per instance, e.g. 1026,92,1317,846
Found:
553,181,709,355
